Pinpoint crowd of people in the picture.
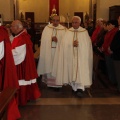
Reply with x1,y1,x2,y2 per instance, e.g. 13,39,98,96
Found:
91,16,120,92
0,14,120,119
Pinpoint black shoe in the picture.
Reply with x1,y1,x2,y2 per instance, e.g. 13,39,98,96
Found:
53,88,61,92
76,89,84,98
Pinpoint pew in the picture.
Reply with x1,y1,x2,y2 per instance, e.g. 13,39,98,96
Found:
0,88,17,120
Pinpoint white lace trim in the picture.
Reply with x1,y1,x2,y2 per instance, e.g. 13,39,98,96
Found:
19,79,37,86
12,44,26,65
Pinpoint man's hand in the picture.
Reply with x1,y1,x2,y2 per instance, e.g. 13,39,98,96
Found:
52,36,58,42
73,40,79,47
108,47,113,54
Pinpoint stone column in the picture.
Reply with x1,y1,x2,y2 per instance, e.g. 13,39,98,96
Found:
89,0,92,19
14,0,19,20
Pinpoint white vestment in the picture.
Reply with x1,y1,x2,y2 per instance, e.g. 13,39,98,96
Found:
37,23,66,87
52,27,93,91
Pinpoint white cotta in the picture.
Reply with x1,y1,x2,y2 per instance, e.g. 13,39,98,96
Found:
12,44,26,65
37,24,66,76
0,41,4,60
52,26,93,88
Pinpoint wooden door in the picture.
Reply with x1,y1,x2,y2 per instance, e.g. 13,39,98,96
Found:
74,12,83,24
25,12,34,23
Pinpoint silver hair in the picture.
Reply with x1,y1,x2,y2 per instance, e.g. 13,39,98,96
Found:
17,22,23,29
72,16,81,23
97,18,103,22
14,20,23,29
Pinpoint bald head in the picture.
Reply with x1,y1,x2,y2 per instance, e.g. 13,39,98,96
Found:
11,20,23,34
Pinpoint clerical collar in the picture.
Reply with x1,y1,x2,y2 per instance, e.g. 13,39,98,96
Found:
47,24,65,30
14,29,25,38
69,27,86,32
74,29,78,32
74,28,79,30
15,29,24,36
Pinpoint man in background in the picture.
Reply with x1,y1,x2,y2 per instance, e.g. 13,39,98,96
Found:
110,16,120,92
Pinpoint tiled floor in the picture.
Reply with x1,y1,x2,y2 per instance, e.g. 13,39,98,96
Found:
19,62,120,120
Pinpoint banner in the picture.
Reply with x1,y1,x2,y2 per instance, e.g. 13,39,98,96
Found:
49,0,59,16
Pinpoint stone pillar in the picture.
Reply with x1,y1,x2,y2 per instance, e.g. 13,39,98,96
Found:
89,0,92,19
14,0,19,20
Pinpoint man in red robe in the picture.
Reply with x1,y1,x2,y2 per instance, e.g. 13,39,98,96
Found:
101,20,118,84
0,26,21,120
91,18,104,43
10,20,41,106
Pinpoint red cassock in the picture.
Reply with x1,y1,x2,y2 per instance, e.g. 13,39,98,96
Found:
91,26,102,43
11,30,41,106
102,27,118,55
0,26,21,120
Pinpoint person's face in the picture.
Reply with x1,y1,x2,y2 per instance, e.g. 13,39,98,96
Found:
103,23,107,31
72,18,80,29
52,16,60,27
106,24,114,31
6,27,11,34
27,18,31,23
118,16,120,26
96,20,103,27
10,22,18,34
106,24,110,31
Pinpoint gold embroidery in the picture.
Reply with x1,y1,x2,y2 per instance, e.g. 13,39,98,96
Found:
47,25,66,30
69,28,86,32
73,30,79,82
51,28,57,48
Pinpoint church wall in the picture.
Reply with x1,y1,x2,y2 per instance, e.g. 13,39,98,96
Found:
19,0,90,22
18,0,49,22
96,0,120,20
0,0,14,21
59,0,89,22
0,0,120,22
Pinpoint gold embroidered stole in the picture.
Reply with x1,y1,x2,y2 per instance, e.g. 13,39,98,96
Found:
51,28,57,48
73,30,78,82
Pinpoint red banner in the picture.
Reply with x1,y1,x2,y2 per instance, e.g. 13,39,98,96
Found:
49,0,59,16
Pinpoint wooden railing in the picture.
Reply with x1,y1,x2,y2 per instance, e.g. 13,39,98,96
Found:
0,88,17,120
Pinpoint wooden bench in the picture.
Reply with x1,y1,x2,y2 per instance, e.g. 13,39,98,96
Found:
0,88,17,120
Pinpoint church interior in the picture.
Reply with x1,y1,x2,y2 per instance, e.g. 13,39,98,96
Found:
0,0,120,120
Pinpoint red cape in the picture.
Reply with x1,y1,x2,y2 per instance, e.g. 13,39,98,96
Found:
102,27,118,55
0,26,20,120
91,26,102,43
12,30,40,106
12,31,38,80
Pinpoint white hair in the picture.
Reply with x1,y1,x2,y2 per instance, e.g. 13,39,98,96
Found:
17,22,23,29
13,20,23,29
97,18,103,22
72,16,81,23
